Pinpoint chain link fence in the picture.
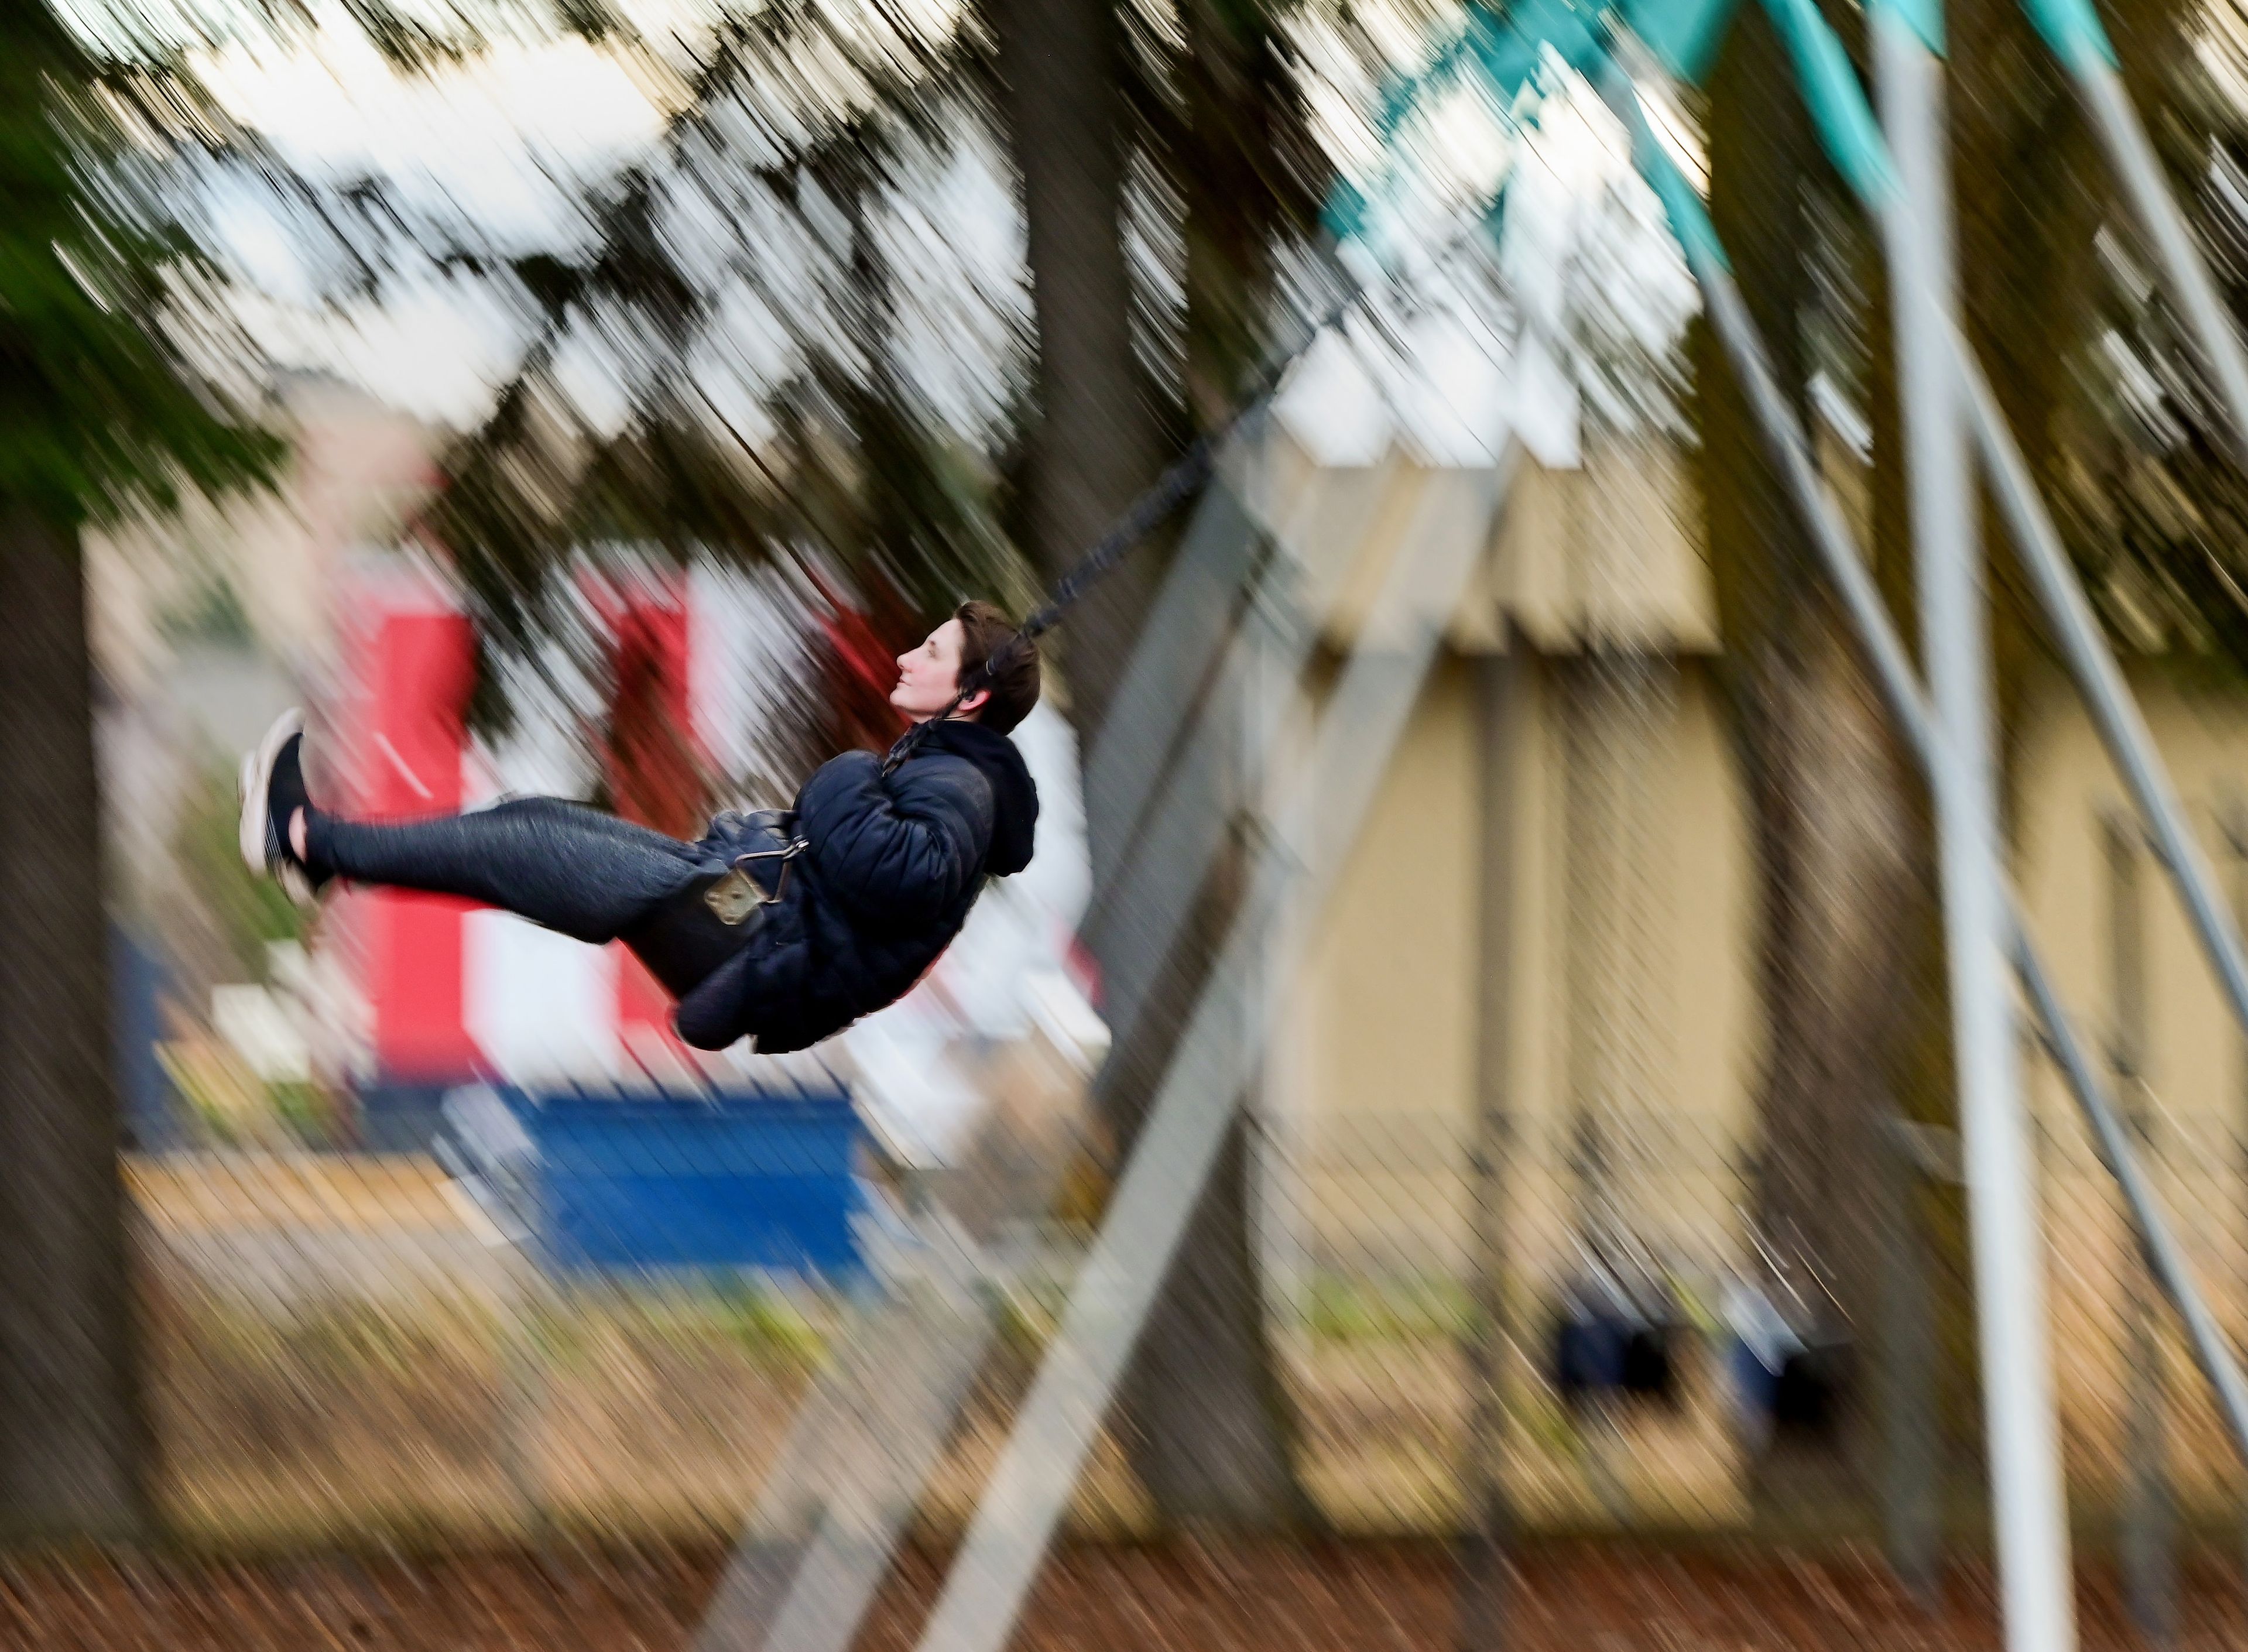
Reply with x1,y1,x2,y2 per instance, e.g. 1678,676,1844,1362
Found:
128,1039,1143,1551
122,1055,2248,1573
135,1094,839,1546
107,660,2248,1643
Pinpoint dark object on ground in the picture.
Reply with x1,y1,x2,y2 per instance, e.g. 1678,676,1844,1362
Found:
1553,1309,1627,1400
1553,1308,1677,1409
1620,1324,1678,1405
1774,1338,1853,1439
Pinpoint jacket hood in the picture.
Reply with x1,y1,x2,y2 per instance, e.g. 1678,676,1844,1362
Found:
918,720,1039,876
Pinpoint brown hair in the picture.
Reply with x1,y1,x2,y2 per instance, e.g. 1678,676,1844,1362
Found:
952,599,1040,734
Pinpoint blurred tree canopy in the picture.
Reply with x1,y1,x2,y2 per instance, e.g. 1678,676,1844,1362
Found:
2,13,277,522
87,0,2248,1545
168,0,1358,1527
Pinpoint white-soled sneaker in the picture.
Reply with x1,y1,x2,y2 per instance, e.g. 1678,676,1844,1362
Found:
238,708,315,906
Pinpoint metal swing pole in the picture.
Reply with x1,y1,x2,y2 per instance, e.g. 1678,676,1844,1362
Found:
1602,32,2248,1584
1759,0,2248,1133
1081,482,1270,862
1868,4,2078,1644
1736,0,2248,1466
1951,340,2248,1068
1595,53,2075,1650
1902,142,2248,1485
1608,0,2248,1508
1601,26,2078,1643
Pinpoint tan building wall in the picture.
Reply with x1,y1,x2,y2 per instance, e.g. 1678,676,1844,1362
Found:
1274,645,1759,1288
2015,664,2248,1132
2013,664,2248,1504
88,374,437,700
1260,436,1755,1294
1267,433,2248,1387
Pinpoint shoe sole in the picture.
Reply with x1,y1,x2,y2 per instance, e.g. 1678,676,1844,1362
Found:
238,707,313,906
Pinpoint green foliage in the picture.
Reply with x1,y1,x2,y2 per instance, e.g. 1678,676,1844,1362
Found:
158,573,254,646
526,1281,828,1373
1303,1276,1475,1343
410,0,1347,726
0,8,277,527
190,1293,507,1382
2048,104,2248,677
702,1280,825,1367
265,1080,337,1147
385,4,1041,773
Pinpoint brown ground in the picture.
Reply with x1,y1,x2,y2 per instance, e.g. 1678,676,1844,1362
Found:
0,1542,2242,1651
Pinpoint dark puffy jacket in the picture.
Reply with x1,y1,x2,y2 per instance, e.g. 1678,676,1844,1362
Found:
673,721,1039,1053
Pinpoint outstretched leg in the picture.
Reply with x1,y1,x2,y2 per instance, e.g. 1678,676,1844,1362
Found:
304,795,706,945
242,711,707,945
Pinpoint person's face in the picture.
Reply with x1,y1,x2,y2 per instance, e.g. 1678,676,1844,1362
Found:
890,619,988,722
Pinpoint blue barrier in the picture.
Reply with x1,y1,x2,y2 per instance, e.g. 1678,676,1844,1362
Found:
442,1082,867,1279
112,926,187,1151
354,1081,454,1153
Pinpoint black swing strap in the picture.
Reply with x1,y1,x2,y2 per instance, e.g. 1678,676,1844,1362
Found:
880,266,1399,773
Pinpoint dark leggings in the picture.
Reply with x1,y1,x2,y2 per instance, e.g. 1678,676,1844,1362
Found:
304,796,712,946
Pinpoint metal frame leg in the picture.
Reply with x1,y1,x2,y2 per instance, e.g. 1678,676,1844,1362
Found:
1874,17,2077,1648
910,451,1515,1652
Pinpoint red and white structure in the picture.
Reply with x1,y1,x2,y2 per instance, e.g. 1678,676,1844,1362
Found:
303,547,1101,1159
309,552,816,1094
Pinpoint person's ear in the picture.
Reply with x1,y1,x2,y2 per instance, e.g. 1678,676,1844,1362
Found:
957,686,991,719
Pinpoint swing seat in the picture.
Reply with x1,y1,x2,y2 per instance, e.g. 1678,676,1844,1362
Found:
1551,1302,1678,1406
1552,1308,1628,1397
1619,1322,1678,1406
1772,1337,1852,1438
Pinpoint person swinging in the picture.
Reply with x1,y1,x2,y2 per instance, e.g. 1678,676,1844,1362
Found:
239,600,1041,1055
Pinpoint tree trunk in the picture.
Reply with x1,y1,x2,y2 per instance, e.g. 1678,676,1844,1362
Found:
0,507,145,1540
1702,6,1921,1517
991,0,1308,1531
989,0,1164,742
1105,0,1320,1533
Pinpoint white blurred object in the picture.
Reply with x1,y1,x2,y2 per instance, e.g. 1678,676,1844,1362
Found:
1271,74,1695,478
1508,331,1582,468
464,910,623,1083
1023,969,1109,1072
1274,333,1396,467
1722,1277,1804,1375
211,984,311,1082
846,1010,983,1168
264,940,310,999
